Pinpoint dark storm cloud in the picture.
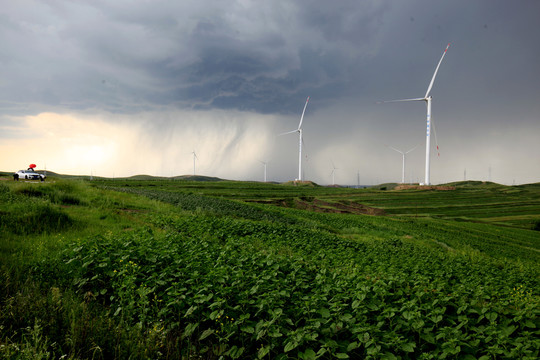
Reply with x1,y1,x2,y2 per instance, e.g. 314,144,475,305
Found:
1,0,539,123
0,0,390,116
133,0,389,114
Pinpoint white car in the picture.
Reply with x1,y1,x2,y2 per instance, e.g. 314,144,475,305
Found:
14,169,46,181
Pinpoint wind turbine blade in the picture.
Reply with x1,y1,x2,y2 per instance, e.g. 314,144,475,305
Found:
405,143,421,154
297,96,310,130
388,146,404,154
278,129,299,136
425,43,450,98
380,98,426,103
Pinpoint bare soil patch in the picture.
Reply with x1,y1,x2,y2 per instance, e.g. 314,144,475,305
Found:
252,198,385,215
394,185,456,191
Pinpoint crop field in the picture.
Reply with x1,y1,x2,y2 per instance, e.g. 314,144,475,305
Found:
0,177,539,359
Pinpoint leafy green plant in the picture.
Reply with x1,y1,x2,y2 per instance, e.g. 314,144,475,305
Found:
1,179,539,359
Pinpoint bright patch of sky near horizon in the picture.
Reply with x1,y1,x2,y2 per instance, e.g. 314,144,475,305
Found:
1,0,539,185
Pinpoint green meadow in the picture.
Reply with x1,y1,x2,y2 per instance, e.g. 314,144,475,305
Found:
0,176,538,359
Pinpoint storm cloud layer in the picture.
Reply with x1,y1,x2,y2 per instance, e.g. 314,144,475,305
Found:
1,0,539,184
1,0,388,113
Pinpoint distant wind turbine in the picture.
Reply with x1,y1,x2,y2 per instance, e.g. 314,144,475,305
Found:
192,151,198,176
331,161,338,186
387,144,419,184
259,160,269,182
279,96,310,181
380,43,450,185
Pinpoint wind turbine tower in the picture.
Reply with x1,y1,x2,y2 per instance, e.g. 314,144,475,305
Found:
331,162,338,186
192,151,198,176
259,160,268,182
279,97,310,181
381,44,450,185
388,144,419,184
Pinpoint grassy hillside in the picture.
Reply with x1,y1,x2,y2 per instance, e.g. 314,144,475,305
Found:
97,179,540,230
0,179,538,359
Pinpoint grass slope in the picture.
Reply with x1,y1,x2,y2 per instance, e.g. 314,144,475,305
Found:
0,179,538,359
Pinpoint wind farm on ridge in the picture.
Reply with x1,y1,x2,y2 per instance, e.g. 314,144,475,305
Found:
188,44,452,186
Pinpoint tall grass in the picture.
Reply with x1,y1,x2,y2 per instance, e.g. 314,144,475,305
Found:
0,180,179,359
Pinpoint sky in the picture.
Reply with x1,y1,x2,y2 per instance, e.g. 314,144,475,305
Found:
1,0,539,185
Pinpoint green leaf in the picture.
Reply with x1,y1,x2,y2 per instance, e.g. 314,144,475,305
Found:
524,320,536,328
402,311,414,320
347,342,358,352
183,322,199,338
284,341,298,353
225,346,244,359
302,348,316,360
335,353,349,359
401,342,416,352
199,329,214,340
502,325,517,337
210,309,223,320
273,308,283,316
184,305,197,317
269,330,283,337
258,345,270,359
486,312,498,323
319,308,331,318
256,329,267,340
241,325,255,334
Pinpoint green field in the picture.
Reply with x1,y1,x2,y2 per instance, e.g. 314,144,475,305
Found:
1,176,539,359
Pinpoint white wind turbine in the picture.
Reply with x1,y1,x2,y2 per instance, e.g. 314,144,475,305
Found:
259,160,269,182
381,44,450,185
331,162,338,186
279,96,310,181
387,144,419,184
192,151,198,176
